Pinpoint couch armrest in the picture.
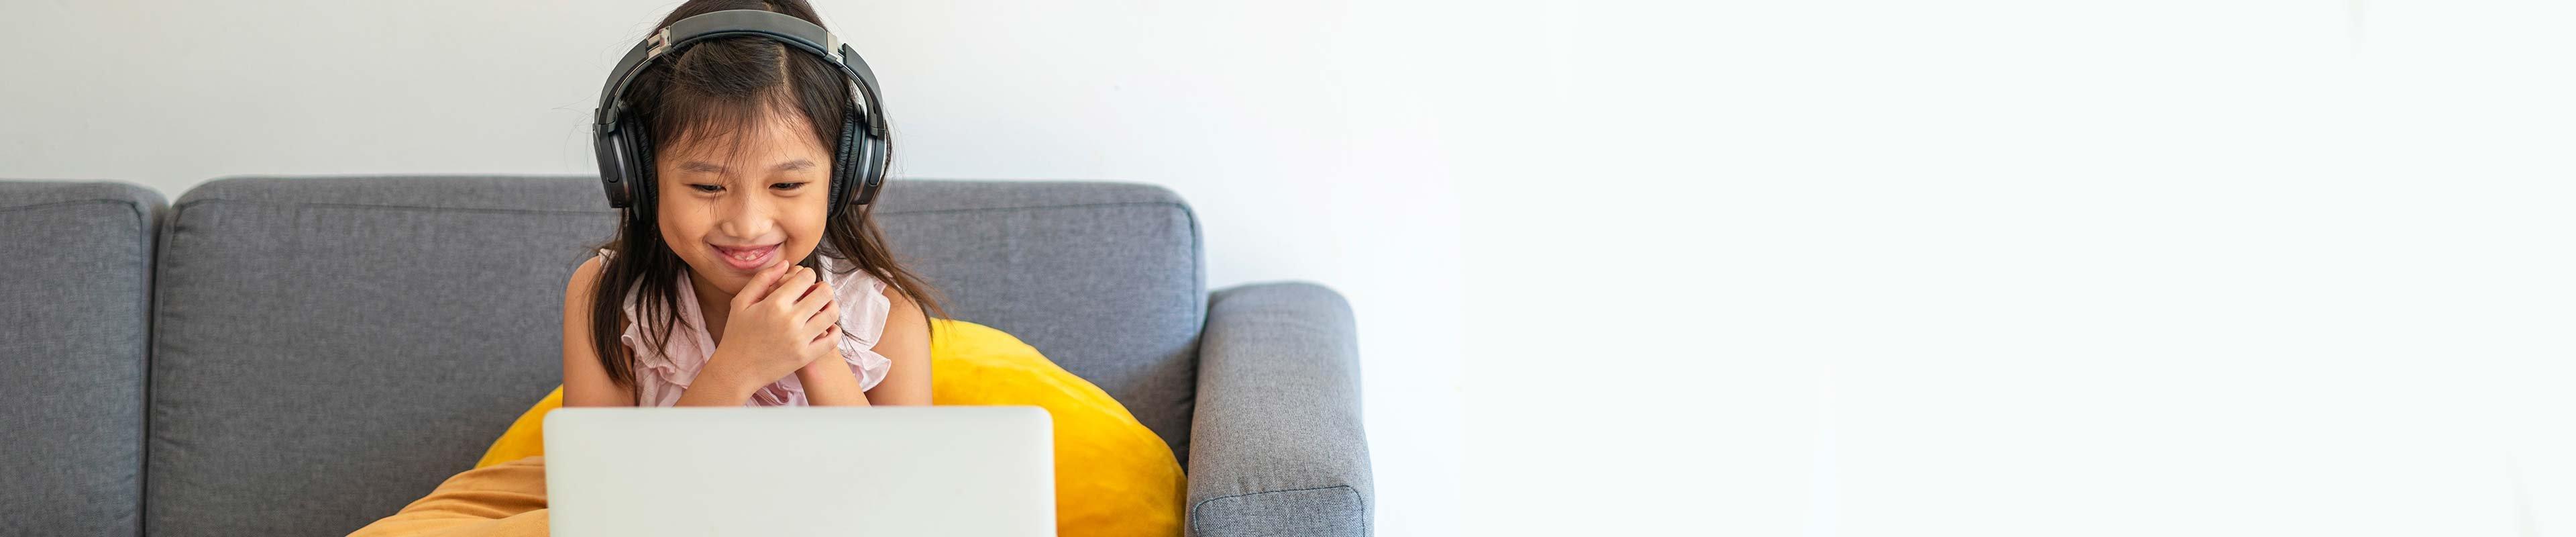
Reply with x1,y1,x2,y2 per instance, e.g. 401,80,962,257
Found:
1187,282,1373,537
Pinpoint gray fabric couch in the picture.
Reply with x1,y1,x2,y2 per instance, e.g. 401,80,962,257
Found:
0,176,1372,536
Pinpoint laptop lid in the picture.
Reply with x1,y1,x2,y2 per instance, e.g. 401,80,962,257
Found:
543,406,1054,536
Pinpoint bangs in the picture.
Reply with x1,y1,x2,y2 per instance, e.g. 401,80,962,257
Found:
651,87,820,166
637,35,842,170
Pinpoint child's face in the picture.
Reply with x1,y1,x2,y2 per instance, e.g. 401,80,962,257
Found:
653,114,834,296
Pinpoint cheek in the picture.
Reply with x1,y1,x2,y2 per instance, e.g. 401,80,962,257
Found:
787,211,829,259
655,210,718,256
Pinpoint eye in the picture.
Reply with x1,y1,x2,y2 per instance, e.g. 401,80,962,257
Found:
688,184,721,193
772,181,808,191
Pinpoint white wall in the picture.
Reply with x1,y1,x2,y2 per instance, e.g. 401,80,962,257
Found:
1464,0,2576,535
0,1,1459,533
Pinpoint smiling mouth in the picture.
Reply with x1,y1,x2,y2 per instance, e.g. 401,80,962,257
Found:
716,244,773,260
710,243,780,271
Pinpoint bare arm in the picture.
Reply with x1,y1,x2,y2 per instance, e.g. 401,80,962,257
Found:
671,365,762,407
788,281,932,406
861,289,932,405
794,281,869,407
561,256,636,407
795,349,872,406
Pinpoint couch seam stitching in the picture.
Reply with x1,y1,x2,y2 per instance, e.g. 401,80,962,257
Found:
1188,485,1361,536
0,199,129,213
877,200,1191,216
170,199,613,215
141,197,165,537
162,199,1190,217
125,195,152,536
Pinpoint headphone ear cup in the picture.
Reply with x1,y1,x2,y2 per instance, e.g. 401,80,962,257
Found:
833,108,869,212
855,132,887,206
624,115,657,207
595,117,643,209
843,109,887,207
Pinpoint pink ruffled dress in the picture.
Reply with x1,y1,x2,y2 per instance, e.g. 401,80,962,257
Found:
595,248,894,407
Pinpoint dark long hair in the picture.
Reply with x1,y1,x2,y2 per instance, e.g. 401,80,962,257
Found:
585,0,945,393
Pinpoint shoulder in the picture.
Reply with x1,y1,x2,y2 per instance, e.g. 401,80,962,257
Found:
872,281,929,359
881,283,919,318
877,281,928,338
568,253,607,297
565,252,620,325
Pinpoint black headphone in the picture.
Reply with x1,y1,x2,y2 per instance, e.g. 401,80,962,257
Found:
592,9,890,217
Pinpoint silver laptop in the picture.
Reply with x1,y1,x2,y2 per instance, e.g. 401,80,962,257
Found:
544,406,1054,536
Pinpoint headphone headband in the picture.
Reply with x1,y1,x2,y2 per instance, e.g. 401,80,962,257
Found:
594,9,883,132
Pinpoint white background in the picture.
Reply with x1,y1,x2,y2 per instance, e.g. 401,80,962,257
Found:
13,0,2576,535
1466,0,2576,535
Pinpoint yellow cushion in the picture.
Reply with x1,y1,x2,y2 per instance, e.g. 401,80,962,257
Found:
476,319,1185,536
474,389,559,468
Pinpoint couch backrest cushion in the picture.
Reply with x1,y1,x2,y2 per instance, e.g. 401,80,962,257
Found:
147,176,614,536
0,181,162,537
145,176,1202,536
871,181,1205,458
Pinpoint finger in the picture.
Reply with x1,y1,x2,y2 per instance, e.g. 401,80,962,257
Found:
796,279,835,311
808,324,840,346
800,296,839,325
759,265,802,302
767,266,819,306
802,300,839,334
761,262,800,297
793,283,835,322
735,261,796,309
793,266,839,301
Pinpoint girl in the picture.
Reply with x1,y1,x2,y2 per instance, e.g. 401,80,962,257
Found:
561,0,943,408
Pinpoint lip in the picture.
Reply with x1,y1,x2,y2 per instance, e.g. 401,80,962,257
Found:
709,243,780,273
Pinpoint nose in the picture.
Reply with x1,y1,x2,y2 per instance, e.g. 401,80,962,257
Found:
710,187,781,240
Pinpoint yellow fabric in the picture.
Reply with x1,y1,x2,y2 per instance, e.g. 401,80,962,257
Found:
472,388,559,468
347,456,549,537
922,320,1189,536
468,319,1184,536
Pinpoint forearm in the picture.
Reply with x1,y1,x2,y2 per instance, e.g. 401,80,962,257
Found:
796,351,871,407
672,361,760,407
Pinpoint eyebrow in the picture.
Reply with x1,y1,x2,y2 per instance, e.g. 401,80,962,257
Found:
677,159,817,175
